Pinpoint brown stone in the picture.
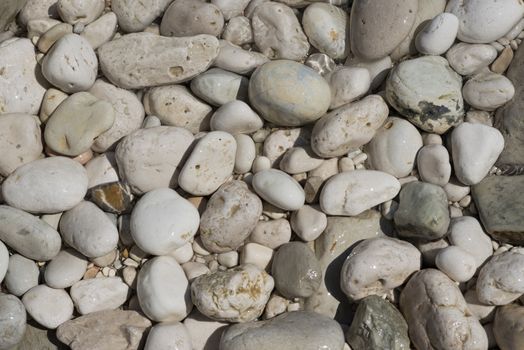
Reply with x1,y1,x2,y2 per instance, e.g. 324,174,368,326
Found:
88,181,134,214
491,46,514,74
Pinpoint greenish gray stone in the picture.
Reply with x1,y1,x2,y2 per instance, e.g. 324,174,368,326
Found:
472,175,524,245
394,181,450,241
10,321,67,350
271,242,322,299
346,295,410,350
0,0,28,31
219,311,345,350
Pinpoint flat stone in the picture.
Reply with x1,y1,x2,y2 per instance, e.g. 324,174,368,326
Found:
220,311,345,350
0,294,26,350
472,175,524,244
98,33,219,89
70,277,129,315
56,310,151,350
346,295,410,350
88,182,134,214
112,0,172,32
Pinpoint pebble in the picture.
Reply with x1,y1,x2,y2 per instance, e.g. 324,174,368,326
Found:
252,169,305,211
327,67,370,109
160,0,224,37
251,2,309,60
394,181,450,240
22,285,74,329
0,240,7,284
182,262,210,282
59,201,119,258
416,144,451,186
80,12,117,49
19,0,60,25
182,310,228,350
210,100,264,134
305,53,336,76
200,180,262,253
279,147,324,174
386,56,464,134
91,248,117,268
491,46,514,74
239,243,273,270
234,134,256,174
0,205,62,261
345,54,393,91
249,219,292,249
45,249,88,289
44,92,115,156
416,13,459,56
220,311,345,350
462,71,515,111
366,117,423,178
340,237,420,301
39,88,68,124
0,294,26,350
262,128,310,166
70,277,129,315
320,170,401,216
144,322,192,350
137,256,192,322
37,22,73,54
115,126,194,194
214,40,269,75
493,304,524,350
190,68,248,107
302,3,349,59
451,122,504,185
111,0,172,32
98,33,219,89
448,217,493,268
191,264,274,322
0,114,42,177
446,42,498,75
88,181,134,214
435,246,477,282
131,188,200,255
446,0,524,44
57,0,104,25
4,254,39,296
311,95,389,158
290,205,327,242
249,60,331,127
271,242,322,298
464,288,496,322
222,16,253,46
350,0,417,60
179,131,237,196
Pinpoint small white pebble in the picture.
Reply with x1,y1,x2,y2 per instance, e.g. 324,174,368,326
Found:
511,40,519,50
240,243,273,270
351,152,367,165
338,157,355,172
101,266,110,276
192,237,210,256
458,195,472,208
108,268,116,277
208,260,219,272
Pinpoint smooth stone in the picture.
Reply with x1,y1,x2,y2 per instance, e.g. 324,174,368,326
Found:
37,22,73,53
416,238,449,266
222,16,253,46
491,46,514,74
386,56,464,134
70,277,129,315
0,114,42,177
39,88,68,124
416,144,451,186
350,0,417,60
493,304,524,350
44,92,115,156
178,131,236,196
19,0,59,26
0,242,7,284
56,310,151,350
214,40,269,75
249,60,331,127
448,217,492,267
0,0,28,30
0,294,26,350
144,322,192,350
366,117,423,178
211,0,249,20
476,250,524,305
451,122,504,185
446,42,498,75
446,0,524,43
462,72,515,111
279,147,324,174
444,177,471,202
190,68,248,106
328,67,371,109
0,205,61,261
249,219,292,249
80,12,118,49
56,0,104,25
345,54,392,90
320,170,401,216
220,311,345,350
435,246,476,282
191,264,273,323
22,285,73,329
415,13,459,55
88,181,134,214
210,100,263,134
160,0,224,37
137,256,192,322
98,33,219,89
85,152,119,189
200,180,262,253
251,2,309,61
263,127,310,167
311,95,389,158
115,126,194,194
290,205,327,242
59,201,119,258
182,262,210,282
394,181,450,240
45,249,88,289
26,18,62,38
340,237,420,301
464,289,496,323
4,254,39,296
112,0,172,32
239,243,273,270
272,242,322,299
252,169,305,211
234,134,256,174
305,53,336,77
400,269,488,350
88,79,145,152
183,310,228,350
0,38,46,114
131,188,200,255
302,3,349,59
346,295,410,350
41,34,97,93
143,85,212,134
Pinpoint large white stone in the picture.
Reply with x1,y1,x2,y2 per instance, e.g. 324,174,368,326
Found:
435,246,477,283
252,169,305,211
446,42,498,76
22,285,74,329
462,72,515,111
415,13,459,55
417,144,452,186
70,277,129,315
448,216,493,268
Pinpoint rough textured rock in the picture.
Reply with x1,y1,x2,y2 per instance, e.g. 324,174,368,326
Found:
11,320,67,350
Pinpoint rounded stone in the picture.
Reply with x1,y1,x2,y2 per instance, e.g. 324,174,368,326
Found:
462,72,515,111
416,144,451,186
4,254,39,297
112,0,172,32
160,0,224,37
493,304,524,350
0,294,26,350
57,0,104,25
446,42,498,76
252,169,305,211
70,277,129,315
328,66,371,109
22,285,74,329
249,60,331,127
435,246,477,282
190,68,248,107
234,134,256,174
290,205,327,242
448,216,492,268
45,249,89,289
415,13,459,55
210,100,263,134
144,322,192,350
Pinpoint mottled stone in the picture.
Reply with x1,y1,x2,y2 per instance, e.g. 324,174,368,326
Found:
88,182,134,214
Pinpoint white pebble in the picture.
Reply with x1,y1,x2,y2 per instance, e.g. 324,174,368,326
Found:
22,285,73,329
416,13,459,55
435,246,477,282
252,169,305,211
240,243,274,270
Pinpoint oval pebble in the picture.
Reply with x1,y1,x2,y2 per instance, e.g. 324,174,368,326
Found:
435,246,477,282
448,216,493,268
416,144,452,186
45,249,89,289
22,285,74,329
210,100,263,134
0,294,26,350
252,169,305,211
70,277,129,315
415,13,459,55
462,72,515,111
144,322,192,350
446,42,498,76
190,68,248,107
0,241,8,285
4,254,39,297
160,0,224,37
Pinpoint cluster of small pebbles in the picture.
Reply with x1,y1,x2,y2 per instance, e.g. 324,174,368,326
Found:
1,0,524,349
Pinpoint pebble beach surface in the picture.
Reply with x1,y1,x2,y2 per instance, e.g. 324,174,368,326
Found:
0,0,524,349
